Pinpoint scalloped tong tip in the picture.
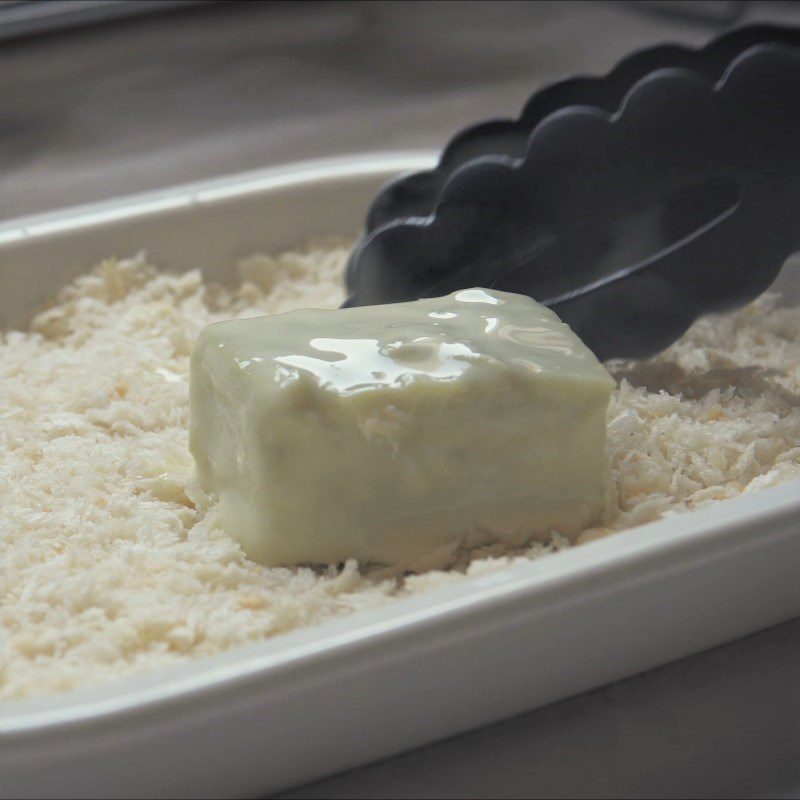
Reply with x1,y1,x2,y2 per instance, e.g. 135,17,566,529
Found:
345,25,800,361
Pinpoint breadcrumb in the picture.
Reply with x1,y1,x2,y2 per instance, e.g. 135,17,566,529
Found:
1,244,798,701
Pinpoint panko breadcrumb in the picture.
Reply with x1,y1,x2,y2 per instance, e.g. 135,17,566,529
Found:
1,243,799,701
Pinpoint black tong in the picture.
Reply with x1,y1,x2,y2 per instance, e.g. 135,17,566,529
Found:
345,25,800,360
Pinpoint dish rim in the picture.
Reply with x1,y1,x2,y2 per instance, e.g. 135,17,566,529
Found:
1,152,798,739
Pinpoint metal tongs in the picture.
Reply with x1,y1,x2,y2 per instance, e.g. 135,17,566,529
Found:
344,25,800,360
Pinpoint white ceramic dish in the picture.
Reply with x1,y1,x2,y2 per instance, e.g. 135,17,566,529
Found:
1,154,799,799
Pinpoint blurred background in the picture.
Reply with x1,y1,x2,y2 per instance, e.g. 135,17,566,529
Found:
3,2,800,798
2,0,800,223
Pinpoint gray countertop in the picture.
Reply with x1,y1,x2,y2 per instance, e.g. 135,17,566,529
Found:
0,0,717,219
280,617,800,799
3,2,799,797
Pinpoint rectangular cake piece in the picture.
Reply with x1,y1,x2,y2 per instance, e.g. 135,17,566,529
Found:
189,288,615,569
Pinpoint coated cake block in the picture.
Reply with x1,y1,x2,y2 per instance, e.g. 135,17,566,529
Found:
189,288,615,569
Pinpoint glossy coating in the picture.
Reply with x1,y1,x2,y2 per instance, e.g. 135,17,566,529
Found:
205,288,610,396
190,289,615,568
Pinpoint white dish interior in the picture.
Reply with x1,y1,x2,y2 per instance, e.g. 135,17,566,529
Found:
1,153,799,799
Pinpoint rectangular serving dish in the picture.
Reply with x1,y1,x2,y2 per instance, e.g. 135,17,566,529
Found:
1,154,799,799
